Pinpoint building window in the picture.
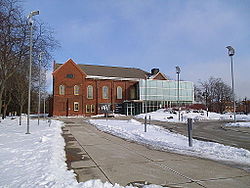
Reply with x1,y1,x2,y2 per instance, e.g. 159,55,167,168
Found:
86,104,95,113
74,85,80,95
59,85,65,95
91,105,95,113
86,105,91,113
74,102,79,111
66,74,74,78
130,86,136,99
102,86,109,99
117,86,122,99
87,85,93,99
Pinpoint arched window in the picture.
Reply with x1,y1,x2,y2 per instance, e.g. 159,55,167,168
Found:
87,85,93,99
59,85,65,95
102,86,109,99
117,86,122,99
74,85,80,95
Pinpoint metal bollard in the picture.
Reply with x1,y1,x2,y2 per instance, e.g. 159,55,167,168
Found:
187,118,193,147
149,115,151,125
48,118,51,127
144,115,147,132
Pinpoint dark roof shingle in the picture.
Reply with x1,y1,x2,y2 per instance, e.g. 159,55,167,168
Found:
55,63,148,79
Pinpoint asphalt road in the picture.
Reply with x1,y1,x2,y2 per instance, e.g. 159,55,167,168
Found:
139,119,250,151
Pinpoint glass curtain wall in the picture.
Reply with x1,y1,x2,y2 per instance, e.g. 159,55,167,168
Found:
139,79,194,113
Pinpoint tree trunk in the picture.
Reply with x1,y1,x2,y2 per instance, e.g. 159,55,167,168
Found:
0,87,4,122
3,105,7,119
3,92,11,119
19,104,23,125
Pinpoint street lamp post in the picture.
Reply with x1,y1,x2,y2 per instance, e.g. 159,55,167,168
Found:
43,97,46,120
226,46,236,123
26,10,39,134
176,66,181,121
38,52,43,125
203,91,209,117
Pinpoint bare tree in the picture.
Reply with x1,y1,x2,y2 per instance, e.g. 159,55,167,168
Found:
198,77,233,113
193,84,203,103
0,0,58,121
12,70,28,124
2,88,12,119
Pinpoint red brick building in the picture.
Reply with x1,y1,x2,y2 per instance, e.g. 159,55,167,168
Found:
52,59,195,116
52,59,166,116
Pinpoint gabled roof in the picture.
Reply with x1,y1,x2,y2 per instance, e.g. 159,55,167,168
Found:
54,62,149,79
149,72,168,80
53,59,86,76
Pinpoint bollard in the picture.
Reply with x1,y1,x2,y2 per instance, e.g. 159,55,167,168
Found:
48,118,51,127
144,115,147,132
187,118,193,147
149,115,151,125
19,116,22,126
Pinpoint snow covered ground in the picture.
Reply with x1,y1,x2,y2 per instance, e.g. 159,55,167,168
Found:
136,109,250,123
89,119,250,167
225,122,250,128
0,117,164,188
1,116,249,188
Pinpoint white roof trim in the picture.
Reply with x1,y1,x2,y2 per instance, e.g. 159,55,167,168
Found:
86,75,141,81
149,72,168,80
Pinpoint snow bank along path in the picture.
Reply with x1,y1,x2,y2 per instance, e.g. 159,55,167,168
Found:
0,118,164,188
136,109,250,123
89,119,250,167
225,122,250,128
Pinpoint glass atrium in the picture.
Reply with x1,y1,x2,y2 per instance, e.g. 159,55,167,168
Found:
124,79,194,115
139,79,194,113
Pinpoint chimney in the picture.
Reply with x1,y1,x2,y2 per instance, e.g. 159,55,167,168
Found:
53,60,56,70
151,68,159,75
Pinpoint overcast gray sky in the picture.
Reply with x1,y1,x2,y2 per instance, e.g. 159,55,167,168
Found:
24,0,250,99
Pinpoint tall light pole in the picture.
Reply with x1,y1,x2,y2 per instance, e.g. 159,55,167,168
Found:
38,52,43,125
226,46,236,123
145,75,148,114
203,91,209,117
176,66,181,121
26,10,39,134
43,97,46,120
43,69,47,120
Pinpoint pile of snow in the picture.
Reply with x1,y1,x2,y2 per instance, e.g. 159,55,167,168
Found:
89,119,250,166
0,117,164,188
91,113,126,118
225,122,250,128
136,109,250,123
54,115,86,118
0,118,81,187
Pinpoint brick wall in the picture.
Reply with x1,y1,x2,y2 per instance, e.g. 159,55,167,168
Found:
53,59,85,116
52,60,138,116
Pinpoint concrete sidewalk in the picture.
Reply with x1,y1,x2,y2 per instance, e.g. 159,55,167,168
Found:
61,118,250,188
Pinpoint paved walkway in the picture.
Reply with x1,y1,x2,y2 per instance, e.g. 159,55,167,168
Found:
60,118,250,188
